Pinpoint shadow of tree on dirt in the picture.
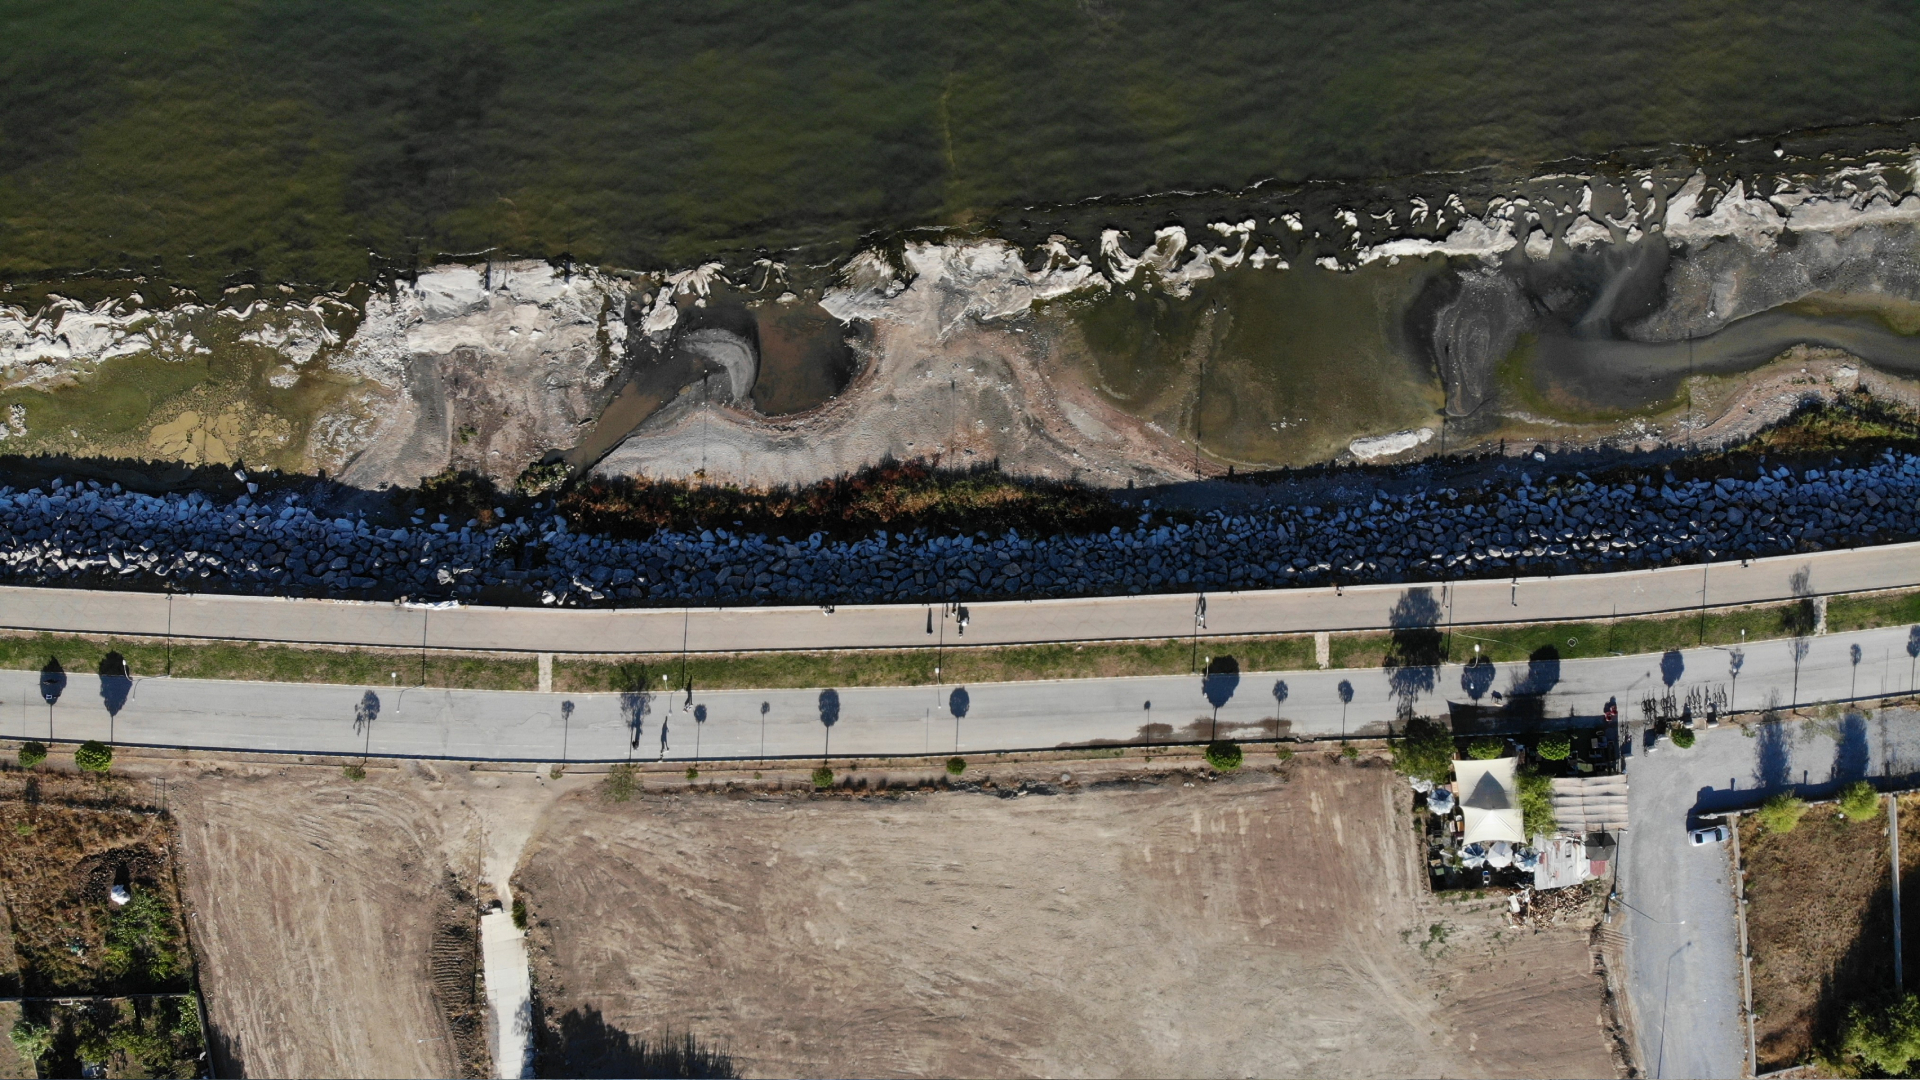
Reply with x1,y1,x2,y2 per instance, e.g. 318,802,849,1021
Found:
537,1008,738,1079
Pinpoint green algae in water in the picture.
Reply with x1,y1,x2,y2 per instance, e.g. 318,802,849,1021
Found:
5,1,1920,290
1066,261,1445,466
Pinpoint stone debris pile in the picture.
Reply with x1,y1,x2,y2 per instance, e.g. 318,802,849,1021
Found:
0,453,1915,606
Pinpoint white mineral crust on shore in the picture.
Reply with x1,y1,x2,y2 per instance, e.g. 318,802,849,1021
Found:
1348,427,1434,460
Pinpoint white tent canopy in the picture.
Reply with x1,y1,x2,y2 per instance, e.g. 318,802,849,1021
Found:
1453,757,1526,845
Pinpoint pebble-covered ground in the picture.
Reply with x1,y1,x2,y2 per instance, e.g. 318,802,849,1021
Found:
1,453,1916,607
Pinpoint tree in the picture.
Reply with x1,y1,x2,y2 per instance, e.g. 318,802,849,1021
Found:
1839,781,1882,822
1535,733,1571,761
812,766,835,789
1669,726,1696,749
945,757,966,776
1757,793,1808,834
74,740,112,773
16,742,45,769
1467,737,1506,760
1518,768,1556,838
1391,717,1455,785
1204,742,1243,771
1843,993,1920,1076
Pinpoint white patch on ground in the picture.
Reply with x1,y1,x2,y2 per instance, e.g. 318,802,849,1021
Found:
322,260,630,485
823,240,1105,333
1356,201,1522,266
1349,427,1434,459
0,296,199,386
224,300,340,366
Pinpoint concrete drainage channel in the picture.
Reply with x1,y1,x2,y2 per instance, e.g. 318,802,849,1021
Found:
480,898,533,1079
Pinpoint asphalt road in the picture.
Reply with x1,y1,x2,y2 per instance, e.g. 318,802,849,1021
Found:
1617,705,1920,1079
0,540,1914,653
10,623,1914,765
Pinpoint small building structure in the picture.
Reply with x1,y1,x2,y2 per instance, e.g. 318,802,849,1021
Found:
1453,757,1526,845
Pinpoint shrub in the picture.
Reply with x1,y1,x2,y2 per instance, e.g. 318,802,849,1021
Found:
1204,741,1243,770
946,757,966,776
1467,737,1506,760
1275,745,1295,762
74,740,112,773
511,898,528,930
1669,726,1696,749
1391,717,1455,785
600,764,637,803
1535,733,1571,761
685,767,699,781
8,1019,50,1063
342,764,366,781
16,742,45,769
1839,780,1882,821
1518,768,1556,838
1842,993,1920,1076
1340,743,1359,760
811,766,835,789
103,889,183,983
1757,793,1808,834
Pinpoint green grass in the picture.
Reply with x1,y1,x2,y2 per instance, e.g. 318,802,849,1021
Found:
0,631,537,691
1829,588,1920,633
553,634,1316,692
1331,600,1816,669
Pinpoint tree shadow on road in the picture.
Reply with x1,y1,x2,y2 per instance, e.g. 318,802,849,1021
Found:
1383,588,1443,707
98,652,131,717
39,657,65,706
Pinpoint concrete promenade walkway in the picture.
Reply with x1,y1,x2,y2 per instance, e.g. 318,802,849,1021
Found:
0,540,1913,655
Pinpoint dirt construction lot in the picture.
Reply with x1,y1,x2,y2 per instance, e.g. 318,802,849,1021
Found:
516,758,1623,1079
79,751,1627,1079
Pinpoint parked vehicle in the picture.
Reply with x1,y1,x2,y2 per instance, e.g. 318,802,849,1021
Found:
1689,824,1730,846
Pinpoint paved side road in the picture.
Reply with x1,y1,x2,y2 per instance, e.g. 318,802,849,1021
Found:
7,623,1914,764
0,540,1914,653
1619,707,1920,1079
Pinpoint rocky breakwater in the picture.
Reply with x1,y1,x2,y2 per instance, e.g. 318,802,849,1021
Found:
0,455,1915,607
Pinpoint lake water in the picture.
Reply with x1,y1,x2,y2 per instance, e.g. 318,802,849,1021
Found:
5,1,1920,290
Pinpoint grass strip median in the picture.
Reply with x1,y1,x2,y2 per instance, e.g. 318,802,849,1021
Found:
0,586,1913,694
1328,598,1825,669
552,635,1319,693
0,631,539,691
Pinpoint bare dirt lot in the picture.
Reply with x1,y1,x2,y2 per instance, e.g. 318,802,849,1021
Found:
1740,795,1920,1072
161,759,568,1079
515,756,1622,1079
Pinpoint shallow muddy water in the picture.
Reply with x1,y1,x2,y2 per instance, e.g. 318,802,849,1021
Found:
1064,260,1447,466
1525,310,1920,415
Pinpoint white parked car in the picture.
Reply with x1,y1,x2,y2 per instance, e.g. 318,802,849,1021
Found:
1689,824,1730,846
